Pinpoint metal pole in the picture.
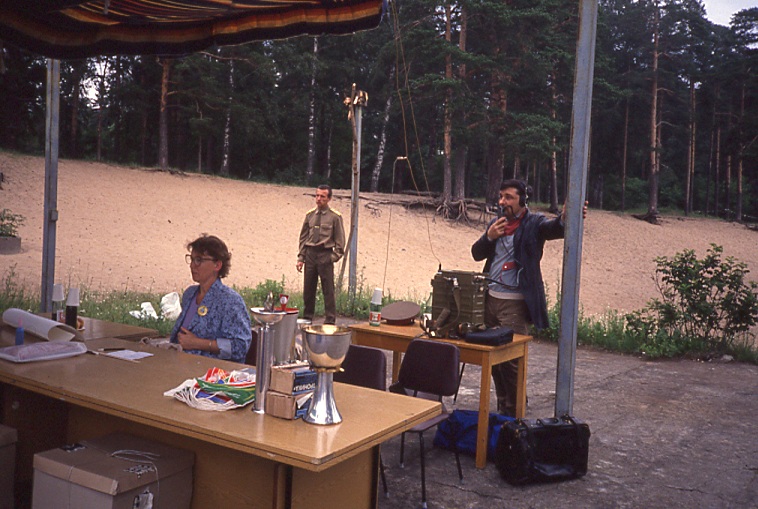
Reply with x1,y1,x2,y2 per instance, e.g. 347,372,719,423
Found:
555,0,597,417
41,59,60,314
349,103,363,302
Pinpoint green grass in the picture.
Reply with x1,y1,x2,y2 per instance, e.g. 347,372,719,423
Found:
0,269,417,336
4,268,755,364
538,289,758,364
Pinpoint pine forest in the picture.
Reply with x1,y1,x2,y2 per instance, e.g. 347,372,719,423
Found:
0,0,756,223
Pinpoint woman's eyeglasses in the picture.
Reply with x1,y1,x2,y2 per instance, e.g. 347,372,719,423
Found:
185,254,215,265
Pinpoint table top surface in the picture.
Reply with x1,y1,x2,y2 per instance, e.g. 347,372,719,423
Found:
0,336,440,472
349,321,532,350
1,315,159,342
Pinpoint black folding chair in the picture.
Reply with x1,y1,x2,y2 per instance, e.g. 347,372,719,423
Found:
333,344,390,497
394,339,462,509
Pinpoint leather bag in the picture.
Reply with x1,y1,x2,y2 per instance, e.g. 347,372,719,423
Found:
464,326,514,346
495,415,590,485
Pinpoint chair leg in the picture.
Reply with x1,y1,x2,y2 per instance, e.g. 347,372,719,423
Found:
419,432,427,509
400,432,406,468
380,453,389,497
454,449,463,482
453,363,466,403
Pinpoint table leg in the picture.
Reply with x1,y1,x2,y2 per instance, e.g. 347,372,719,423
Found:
391,352,401,382
476,360,492,469
514,344,528,418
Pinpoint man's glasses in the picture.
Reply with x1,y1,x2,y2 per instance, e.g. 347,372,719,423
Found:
185,254,215,265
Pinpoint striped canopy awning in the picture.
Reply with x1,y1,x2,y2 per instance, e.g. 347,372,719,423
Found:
0,0,386,58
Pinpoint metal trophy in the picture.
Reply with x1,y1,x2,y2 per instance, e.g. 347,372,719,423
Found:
303,325,352,425
250,307,286,414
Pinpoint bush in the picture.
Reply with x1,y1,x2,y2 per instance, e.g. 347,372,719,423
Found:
625,244,758,358
0,209,25,237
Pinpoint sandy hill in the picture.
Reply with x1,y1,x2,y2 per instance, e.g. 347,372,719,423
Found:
1,152,756,318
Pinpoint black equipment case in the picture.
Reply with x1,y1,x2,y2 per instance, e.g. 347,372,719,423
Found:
495,415,590,485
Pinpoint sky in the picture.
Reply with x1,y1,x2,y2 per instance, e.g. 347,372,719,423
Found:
701,0,754,27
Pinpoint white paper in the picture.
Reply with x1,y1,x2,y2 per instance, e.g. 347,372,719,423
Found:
106,349,153,361
2,308,80,342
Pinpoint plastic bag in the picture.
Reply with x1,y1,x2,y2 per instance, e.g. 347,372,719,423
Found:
160,292,182,321
129,302,159,320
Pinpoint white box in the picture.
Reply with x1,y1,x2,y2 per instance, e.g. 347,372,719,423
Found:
0,424,18,509
32,433,194,509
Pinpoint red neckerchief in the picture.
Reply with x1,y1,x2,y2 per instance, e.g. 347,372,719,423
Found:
502,210,524,236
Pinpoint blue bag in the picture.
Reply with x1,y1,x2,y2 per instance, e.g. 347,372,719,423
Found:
433,409,515,459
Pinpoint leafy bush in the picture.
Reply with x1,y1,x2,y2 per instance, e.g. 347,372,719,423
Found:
0,209,25,237
625,244,758,358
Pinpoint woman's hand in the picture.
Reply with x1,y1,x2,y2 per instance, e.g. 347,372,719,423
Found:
177,327,214,352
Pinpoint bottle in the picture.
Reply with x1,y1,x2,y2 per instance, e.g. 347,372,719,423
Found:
65,287,80,329
52,283,66,322
15,323,24,346
369,288,383,326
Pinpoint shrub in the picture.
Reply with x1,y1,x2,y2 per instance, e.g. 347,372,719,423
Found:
0,209,25,237
625,244,758,358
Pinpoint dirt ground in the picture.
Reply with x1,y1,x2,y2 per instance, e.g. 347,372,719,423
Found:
1,152,757,320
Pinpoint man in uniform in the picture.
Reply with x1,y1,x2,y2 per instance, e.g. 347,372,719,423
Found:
471,179,586,416
297,185,345,325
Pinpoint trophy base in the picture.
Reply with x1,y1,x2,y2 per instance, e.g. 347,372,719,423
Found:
304,371,342,425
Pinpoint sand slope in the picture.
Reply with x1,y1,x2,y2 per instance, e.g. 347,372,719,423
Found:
2,152,756,318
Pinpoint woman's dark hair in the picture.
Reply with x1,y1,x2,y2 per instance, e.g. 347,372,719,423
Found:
187,234,232,278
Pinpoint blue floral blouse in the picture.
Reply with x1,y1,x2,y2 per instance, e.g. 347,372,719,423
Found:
170,278,251,363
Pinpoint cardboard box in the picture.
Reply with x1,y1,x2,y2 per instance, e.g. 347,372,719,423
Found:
265,390,313,420
269,362,317,395
32,433,194,509
0,424,18,509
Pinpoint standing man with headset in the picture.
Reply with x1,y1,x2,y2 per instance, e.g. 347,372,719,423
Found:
471,179,586,416
297,185,345,325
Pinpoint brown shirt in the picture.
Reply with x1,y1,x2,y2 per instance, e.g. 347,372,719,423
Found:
297,206,345,263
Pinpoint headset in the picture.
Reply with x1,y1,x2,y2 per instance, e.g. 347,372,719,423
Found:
499,179,531,208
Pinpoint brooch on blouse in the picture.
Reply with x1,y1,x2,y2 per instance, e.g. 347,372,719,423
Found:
198,305,208,317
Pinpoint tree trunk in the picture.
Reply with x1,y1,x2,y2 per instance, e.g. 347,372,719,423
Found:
713,125,721,217
736,83,745,221
220,59,233,177
441,3,453,209
370,66,394,193
549,74,559,212
621,97,629,211
69,63,84,159
306,37,319,185
159,58,171,172
685,79,695,215
706,90,717,216
453,5,468,202
645,2,660,222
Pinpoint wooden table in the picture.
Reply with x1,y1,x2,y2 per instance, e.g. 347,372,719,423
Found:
349,322,531,469
76,316,160,340
0,336,440,508
1,316,159,343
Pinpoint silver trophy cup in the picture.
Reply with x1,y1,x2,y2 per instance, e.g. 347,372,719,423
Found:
303,325,352,425
250,307,286,414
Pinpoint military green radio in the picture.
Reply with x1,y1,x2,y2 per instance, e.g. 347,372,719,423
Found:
429,269,487,337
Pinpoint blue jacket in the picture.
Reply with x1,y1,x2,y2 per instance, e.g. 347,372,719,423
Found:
170,278,251,363
471,210,564,330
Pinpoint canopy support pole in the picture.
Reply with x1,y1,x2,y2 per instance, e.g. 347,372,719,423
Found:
41,58,60,313
555,0,597,417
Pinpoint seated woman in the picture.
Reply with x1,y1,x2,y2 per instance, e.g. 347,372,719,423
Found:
170,234,251,363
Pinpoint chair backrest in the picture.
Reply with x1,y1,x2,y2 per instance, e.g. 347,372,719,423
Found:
245,328,258,366
398,339,460,397
333,344,387,391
